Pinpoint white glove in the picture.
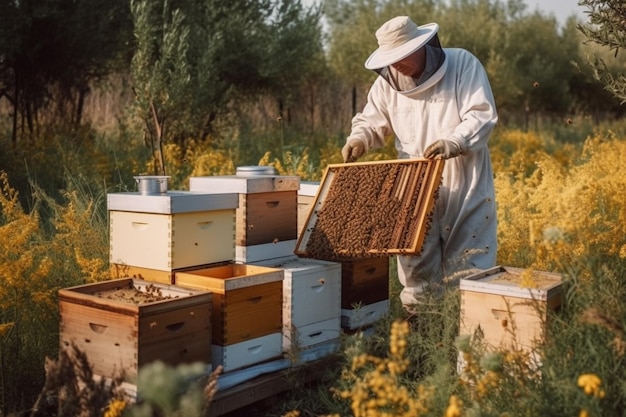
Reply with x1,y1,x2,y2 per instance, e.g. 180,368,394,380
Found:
424,139,462,160
341,139,366,163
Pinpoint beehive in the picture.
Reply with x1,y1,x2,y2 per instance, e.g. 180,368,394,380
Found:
211,333,283,372
174,264,284,346
108,191,237,271
460,266,563,351
297,181,320,236
340,257,390,308
257,257,342,351
58,278,212,382
189,174,300,263
342,300,390,330
295,159,444,259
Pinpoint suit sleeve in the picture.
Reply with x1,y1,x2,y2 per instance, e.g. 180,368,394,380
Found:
448,52,498,153
346,78,393,152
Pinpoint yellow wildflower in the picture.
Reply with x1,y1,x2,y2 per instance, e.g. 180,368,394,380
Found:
445,395,463,417
577,373,606,399
103,399,126,417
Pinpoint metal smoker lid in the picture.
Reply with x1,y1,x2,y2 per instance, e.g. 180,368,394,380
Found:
236,166,276,176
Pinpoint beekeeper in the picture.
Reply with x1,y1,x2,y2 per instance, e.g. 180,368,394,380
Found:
341,16,498,308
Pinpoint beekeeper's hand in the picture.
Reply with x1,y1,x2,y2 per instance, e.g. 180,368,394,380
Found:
342,139,366,163
424,139,462,160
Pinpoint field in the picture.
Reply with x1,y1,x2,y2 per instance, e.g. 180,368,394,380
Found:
0,120,625,416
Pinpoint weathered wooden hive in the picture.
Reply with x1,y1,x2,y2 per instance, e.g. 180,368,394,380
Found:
460,266,563,351
59,278,212,382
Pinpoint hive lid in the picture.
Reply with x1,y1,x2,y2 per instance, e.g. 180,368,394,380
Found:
189,174,300,194
460,266,563,300
299,181,320,197
58,278,212,314
107,191,238,214
236,165,276,176
295,159,444,259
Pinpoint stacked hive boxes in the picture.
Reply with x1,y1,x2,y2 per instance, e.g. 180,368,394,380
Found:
190,168,300,264
297,182,390,330
339,258,390,330
457,265,563,374
190,171,342,361
58,278,212,382
254,257,342,355
175,264,284,372
60,186,239,384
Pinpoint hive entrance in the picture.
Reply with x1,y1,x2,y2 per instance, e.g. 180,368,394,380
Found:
295,159,444,259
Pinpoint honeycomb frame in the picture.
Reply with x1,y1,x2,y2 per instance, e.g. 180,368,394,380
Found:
295,158,444,259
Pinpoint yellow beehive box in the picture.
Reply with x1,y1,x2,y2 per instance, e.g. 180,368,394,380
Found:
108,191,238,271
59,278,212,383
460,266,563,351
109,210,235,271
175,264,284,346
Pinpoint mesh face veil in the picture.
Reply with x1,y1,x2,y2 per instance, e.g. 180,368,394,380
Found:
375,34,446,93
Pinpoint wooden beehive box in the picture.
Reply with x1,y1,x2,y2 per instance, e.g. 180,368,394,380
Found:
295,159,444,259
189,174,300,262
340,257,390,309
175,264,283,346
58,278,212,382
108,191,237,271
460,266,563,351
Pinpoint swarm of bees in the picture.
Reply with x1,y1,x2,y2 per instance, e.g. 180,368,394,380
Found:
305,161,442,260
95,282,175,305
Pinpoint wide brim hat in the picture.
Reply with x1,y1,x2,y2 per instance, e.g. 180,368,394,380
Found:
365,17,439,70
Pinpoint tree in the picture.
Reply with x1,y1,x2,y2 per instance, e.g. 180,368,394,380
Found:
130,0,324,175
577,0,626,104
0,0,132,143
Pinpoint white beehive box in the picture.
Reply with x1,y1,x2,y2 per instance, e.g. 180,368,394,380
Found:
298,181,319,236
255,258,341,351
341,299,390,330
108,191,237,271
190,174,300,263
460,266,563,351
284,318,341,352
211,332,283,373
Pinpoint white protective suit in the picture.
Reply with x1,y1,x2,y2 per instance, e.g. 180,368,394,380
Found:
347,48,498,306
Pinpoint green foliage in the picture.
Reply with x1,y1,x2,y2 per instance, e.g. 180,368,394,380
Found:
0,0,132,139
577,0,626,103
129,0,324,175
126,361,214,417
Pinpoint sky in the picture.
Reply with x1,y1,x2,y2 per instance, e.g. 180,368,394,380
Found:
523,0,588,26
304,0,589,28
